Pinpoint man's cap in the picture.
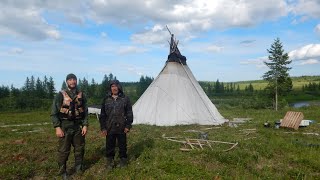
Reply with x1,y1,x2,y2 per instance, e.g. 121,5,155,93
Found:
109,80,120,86
66,73,77,81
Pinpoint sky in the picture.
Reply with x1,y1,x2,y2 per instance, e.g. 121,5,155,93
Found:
1,0,320,89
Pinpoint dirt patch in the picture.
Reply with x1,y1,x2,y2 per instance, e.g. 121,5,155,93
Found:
12,139,26,145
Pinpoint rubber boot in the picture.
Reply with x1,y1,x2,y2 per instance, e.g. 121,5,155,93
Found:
74,164,83,174
58,164,68,180
62,173,68,180
119,158,127,168
106,158,114,170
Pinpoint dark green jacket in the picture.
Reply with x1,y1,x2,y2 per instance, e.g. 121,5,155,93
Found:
99,91,133,134
50,89,89,128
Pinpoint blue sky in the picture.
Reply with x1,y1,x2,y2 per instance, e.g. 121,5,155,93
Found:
1,0,320,89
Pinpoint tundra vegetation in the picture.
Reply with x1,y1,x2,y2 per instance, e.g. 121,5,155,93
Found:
0,75,320,179
0,106,319,179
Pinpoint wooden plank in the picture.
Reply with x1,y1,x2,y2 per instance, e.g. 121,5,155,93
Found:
284,112,291,127
280,111,304,130
197,140,204,149
284,111,293,126
281,112,287,126
292,114,299,129
294,113,302,128
207,141,213,150
293,113,304,130
280,111,290,127
186,139,195,149
288,112,298,127
287,112,296,127
288,112,298,128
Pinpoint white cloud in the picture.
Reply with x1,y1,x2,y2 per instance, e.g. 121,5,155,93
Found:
100,32,108,38
0,0,292,43
240,56,268,68
120,64,144,76
131,29,168,44
242,44,320,68
292,0,320,19
289,44,320,61
299,59,319,65
291,15,309,25
9,48,24,54
116,46,148,55
183,42,225,54
0,2,60,40
205,45,224,53
127,0,289,44
46,29,61,40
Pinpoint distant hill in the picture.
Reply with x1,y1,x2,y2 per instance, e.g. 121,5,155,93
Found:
236,75,320,90
201,75,320,91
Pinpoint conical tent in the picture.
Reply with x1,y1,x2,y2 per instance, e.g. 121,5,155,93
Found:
133,33,227,126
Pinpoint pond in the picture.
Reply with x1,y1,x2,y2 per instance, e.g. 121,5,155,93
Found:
290,101,320,108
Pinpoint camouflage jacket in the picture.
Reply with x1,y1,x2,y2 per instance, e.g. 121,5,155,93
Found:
99,93,133,134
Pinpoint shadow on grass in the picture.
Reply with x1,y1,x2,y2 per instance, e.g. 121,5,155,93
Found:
83,145,105,171
128,138,154,160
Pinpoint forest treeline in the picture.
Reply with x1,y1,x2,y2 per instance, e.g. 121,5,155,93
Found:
0,74,319,111
0,74,153,111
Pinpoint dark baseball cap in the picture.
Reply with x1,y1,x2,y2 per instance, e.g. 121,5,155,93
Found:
66,73,77,81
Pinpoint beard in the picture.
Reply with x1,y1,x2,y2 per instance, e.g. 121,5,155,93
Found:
67,84,77,90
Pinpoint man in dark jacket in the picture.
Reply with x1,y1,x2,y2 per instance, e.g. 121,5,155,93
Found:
99,80,133,169
51,73,88,178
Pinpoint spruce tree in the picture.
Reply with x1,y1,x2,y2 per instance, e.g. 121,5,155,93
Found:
262,38,292,111
24,77,31,93
61,81,67,90
89,78,97,98
30,75,35,92
81,77,89,94
100,74,109,98
43,76,48,96
48,76,56,98
36,77,45,98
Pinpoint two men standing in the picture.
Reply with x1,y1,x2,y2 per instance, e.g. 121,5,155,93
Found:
51,74,133,177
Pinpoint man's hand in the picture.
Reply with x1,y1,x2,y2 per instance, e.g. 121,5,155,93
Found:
101,130,107,136
124,128,130,133
81,126,88,136
55,127,64,138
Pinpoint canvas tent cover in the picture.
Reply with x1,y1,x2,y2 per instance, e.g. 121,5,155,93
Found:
133,61,227,126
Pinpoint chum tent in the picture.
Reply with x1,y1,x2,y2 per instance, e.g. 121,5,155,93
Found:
133,33,227,126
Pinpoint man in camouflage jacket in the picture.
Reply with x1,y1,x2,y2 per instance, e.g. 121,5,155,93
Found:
51,73,88,178
99,80,133,169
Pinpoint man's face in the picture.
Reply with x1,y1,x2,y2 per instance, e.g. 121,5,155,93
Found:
67,78,77,89
111,84,119,95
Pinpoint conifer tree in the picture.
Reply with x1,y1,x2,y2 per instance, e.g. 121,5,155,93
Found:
263,38,292,111
61,81,67,90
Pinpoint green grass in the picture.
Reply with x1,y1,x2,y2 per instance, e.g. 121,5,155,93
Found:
0,107,320,179
230,75,320,91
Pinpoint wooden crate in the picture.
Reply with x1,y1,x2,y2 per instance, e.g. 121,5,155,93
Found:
280,111,304,130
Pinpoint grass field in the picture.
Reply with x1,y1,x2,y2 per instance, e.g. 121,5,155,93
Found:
231,75,320,91
0,106,320,179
